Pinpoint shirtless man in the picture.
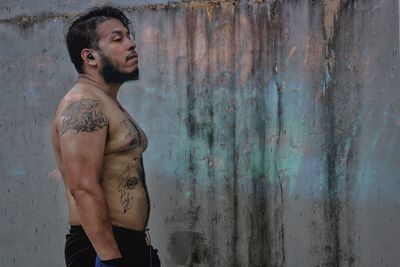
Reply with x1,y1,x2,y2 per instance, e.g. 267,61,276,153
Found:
51,6,159,267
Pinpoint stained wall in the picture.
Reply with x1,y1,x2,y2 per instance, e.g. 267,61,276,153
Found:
0,0,399,266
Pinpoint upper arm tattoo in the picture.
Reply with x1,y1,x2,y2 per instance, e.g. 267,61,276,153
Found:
59,99,108,135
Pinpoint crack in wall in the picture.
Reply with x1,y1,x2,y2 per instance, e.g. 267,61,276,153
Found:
273,75,286,267
270,1,285,264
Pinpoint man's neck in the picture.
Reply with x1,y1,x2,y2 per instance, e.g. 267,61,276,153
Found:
77,74,121,99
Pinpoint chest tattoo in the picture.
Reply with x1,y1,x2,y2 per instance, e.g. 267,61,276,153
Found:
121,118,140,147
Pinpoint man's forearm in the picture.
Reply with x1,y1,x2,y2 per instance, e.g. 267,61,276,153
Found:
72,184,121,260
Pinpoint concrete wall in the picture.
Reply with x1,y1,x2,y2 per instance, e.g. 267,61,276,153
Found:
0,0,399,266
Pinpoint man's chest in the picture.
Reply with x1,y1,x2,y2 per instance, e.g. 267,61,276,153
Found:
104,106,148,155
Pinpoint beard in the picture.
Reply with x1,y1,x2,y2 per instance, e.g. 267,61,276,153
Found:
99,52,139,84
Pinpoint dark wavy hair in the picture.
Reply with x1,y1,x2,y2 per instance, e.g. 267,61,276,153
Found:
65,6,131,74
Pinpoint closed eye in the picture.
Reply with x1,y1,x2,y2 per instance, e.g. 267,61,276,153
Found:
109,30,133,42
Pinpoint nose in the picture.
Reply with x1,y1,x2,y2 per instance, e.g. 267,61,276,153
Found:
127,37,136,51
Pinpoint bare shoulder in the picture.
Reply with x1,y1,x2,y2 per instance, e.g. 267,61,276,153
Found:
54,85,109,136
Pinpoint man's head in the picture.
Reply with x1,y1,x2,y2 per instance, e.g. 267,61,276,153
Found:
66,6,139,83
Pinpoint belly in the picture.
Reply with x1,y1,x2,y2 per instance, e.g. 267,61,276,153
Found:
66,155,150,230
106,183,150,231
102,153,150,230
66,183,149,231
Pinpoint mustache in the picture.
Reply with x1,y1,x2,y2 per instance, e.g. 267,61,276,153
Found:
126,52,138,61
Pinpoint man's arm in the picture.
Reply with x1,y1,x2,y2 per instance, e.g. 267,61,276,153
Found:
58,98,121,261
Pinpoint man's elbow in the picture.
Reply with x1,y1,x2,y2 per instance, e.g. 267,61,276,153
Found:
69,179,102,200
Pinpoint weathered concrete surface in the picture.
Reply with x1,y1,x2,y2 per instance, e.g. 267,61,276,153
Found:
0,0,176,20
0,0,399,266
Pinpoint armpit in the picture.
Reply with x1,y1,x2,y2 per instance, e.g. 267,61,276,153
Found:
59,99,108,135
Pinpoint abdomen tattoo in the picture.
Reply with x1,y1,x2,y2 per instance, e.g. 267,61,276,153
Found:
118,159,140,213
59,99,108,135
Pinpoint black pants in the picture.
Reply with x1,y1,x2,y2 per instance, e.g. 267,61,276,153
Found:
65,225,149,267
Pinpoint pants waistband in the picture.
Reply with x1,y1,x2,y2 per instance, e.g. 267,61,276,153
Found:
69,225,146,238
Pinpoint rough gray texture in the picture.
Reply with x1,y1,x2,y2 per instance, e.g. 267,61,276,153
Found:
0,0,174,20
0,0,399,266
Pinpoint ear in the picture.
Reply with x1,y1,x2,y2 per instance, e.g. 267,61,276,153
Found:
81,48,98,67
